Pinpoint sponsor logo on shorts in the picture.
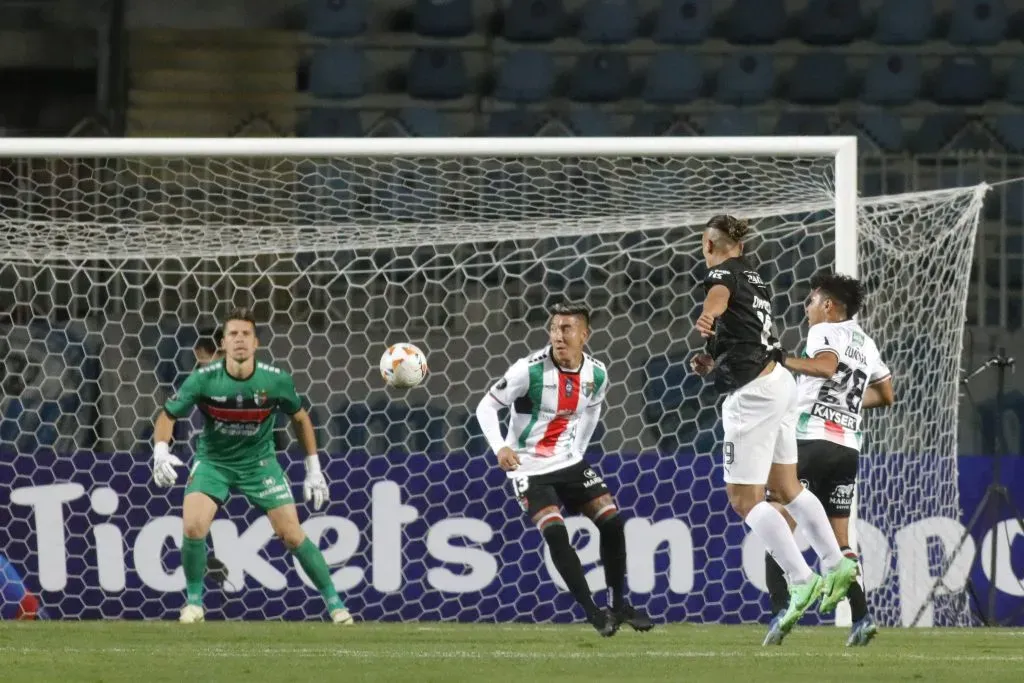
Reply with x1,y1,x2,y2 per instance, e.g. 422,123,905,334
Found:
583,468,604,488
830,483,856,507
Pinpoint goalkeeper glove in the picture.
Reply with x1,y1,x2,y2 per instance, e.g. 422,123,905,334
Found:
303,454,329,511
768,347,787,366
153,442,185,487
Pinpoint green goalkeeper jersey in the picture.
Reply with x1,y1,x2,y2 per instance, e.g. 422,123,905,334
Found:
163,359,303,469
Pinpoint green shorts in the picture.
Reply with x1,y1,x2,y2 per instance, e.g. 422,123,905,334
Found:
185,458,294,511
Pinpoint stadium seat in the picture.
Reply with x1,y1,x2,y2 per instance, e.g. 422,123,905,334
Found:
931,56,993,104
628,111,694,136
494,50,556,103
714,53,775,105
503,0,565,42
653,0,712,45
994,114,1024,153
798,0,863,45
860,168,908,196
787,53,848,104
486,110,544,136
305,0,367,38
397,107,448,136
861,54,923,105
910,113,970,153
774,112,832,136
414,0,474,37
948,0,1007,45
567,108,618,136
308,45,366,99
643,51,703,104
1005,57,1024,104
407,48,469,100
568,52,630,102
855,111,906,152
579,0,639,44
700,110,759,136
873,0,934,44
725,0,787,44
304,108,363,136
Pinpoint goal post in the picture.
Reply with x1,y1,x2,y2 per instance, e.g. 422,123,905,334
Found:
0,136,983,627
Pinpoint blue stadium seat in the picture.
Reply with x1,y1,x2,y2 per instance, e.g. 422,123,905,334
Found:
568,52,630,102
414,0,474,37
308,45,367,98
862,54,923,105
503,0,565,42
568,109,618,136
798,0,863,45
714,53,775,104
1005,57,1024,103
305,0,367,38
855,111,906,152
774,112,832,136
910,113,970,153
407,48,469,100
700,110,759,136
787,53,848,104
726,0,787,44
994,114,1024,152
643,51,703,104
948,0,1007,45
579,0,639,44
931,56,993,104
495,51,556,103
653,0,712,45
304,108,363,136
874,0,934,44
486,110,544,136
398,107,448,136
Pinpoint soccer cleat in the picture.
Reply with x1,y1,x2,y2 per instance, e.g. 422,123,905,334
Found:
612,603,654,632
331,608,355,625
778,573,823,632
762,611,791,646
846,615,878,647
820,557,859,613
178,604,204,624
588,608,619,637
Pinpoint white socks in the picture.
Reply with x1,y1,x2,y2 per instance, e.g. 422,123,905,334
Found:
785,488,844,572
745,501,813,585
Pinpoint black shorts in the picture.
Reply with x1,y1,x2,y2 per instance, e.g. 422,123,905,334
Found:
508,461,611,519
795,440,859,518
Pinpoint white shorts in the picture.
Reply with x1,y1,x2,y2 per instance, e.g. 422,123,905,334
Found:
720,363,799,485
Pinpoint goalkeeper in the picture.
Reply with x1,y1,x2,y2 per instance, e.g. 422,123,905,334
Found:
151,306,352,625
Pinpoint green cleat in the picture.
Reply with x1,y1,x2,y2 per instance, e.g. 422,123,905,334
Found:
820,557,859,613
778,573,823,632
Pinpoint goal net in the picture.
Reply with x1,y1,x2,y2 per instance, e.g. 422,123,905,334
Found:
0,138,985,626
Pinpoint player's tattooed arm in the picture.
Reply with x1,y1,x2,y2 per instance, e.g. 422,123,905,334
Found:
696,284,730,338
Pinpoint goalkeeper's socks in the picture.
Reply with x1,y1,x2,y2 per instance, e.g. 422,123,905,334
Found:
292,537,344,609
764,552,790,615
784,489,844,572
841,546,869,622
596,513,627,611
181,536,207,607
542,521,599,618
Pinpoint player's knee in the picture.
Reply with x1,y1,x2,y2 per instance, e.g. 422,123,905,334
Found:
727,490,758,518
182,518,211,540
539,515,569,546
591,501,620,527
276,524,306,550
595,509,624,536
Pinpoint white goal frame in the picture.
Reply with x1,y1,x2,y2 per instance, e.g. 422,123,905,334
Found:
0,135,860,626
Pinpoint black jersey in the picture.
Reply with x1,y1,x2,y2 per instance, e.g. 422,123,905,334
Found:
702,256,780,392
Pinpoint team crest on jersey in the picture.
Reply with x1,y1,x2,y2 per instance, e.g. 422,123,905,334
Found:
852,331,865,347
582,381,595,398
254,390,267,406
564,379,574,397
235,394,244,407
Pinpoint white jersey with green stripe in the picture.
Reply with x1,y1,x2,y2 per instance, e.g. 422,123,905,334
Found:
795,319,891,452
487,346,609,477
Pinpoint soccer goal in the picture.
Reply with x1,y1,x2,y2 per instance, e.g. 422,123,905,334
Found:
0,137,985,627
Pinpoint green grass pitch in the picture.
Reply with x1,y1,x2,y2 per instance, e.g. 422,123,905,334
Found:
1,622,1022,682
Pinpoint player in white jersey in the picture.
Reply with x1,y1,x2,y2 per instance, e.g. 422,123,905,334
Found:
475,302,653,637
764,271,895,647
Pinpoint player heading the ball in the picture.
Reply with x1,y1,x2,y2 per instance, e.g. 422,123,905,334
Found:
690,216,858,637
151,306,353,625
475,302,653,637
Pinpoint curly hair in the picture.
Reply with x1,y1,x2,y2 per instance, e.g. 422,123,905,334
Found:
810,271,865,318
705,214,751,243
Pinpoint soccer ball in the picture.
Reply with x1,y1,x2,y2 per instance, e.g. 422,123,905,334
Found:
379,343,428,388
